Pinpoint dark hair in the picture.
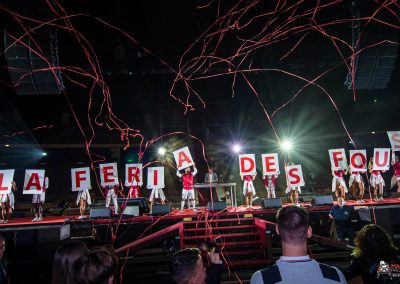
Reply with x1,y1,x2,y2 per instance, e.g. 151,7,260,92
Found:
276,206,309,245
52,240,88,284
169,248,200,284
353,224,398,260
75,245,118,284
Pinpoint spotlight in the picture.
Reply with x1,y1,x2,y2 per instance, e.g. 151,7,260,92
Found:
4,144,10,147
280,140,293,152
158,147,167,156
371,131,375,134
42,152,47,156
232,144,241,153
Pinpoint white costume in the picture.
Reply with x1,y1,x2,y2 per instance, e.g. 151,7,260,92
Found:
348,173,364,188
331,173,348,193
149,188,166,202
0,192,14,209
32,177,48,203
76,189,92,205
370,172,385,187
263,174,278,199
105,186,119,212
242,175,256,196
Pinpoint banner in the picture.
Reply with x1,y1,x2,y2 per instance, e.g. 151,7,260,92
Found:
125,164,143,186
23,169,45,195
173,146,194,171
372,148,391,171
0,170,15,194
99,163,119,187
239,154,256,175
387,131,400,150
328,148,348,170
261,153,279,175
349,150,367,172
71,167,91,192
147,167,165,189
285,165,305,187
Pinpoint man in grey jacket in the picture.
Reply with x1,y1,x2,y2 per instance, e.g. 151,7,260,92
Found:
251,206,347,284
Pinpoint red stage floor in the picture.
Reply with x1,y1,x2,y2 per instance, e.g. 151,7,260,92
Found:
1,198,400,229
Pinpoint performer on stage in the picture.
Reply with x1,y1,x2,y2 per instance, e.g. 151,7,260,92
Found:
332,168,348,200
0,181,17,224
348,166,365,203
128,184,141,198
368,158,385,201
203,167,219,203
177,165,198,210
262,173,279,199
241,173,256,207
285,163,301,206
391,149,400,193
204,167,218,183
76,187,92,219
105,184,119,214
32,176,48,222
149,187,166,209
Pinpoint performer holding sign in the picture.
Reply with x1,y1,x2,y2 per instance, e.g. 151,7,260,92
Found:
241,173,257,207
329,149,348,200
177,166,198,210
348,150,367,203
285,162,303,206
148,167,167,209
262,174,278,199
0,175,17,224
239,154,257,207
348,166,365,203
369,148,390,201
104,185,119,214
77,188,92,219
173,147,197,210
32,176,48,222
71,167,92,219
332,169,348,200
391,149,400,193
261,154,279,199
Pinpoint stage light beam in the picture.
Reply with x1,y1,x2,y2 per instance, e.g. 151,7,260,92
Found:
232,144,241,153
280,140,293,152
158,147,167,156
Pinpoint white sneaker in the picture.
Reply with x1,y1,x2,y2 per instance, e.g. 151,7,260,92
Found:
78,215,86,219
37,217,43,222
0,220,4,224
3,220,9,224
32,217,38,222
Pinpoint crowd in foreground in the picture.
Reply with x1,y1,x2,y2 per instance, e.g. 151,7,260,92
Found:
1,206,400,284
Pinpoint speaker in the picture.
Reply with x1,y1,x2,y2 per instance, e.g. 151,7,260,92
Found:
207,201,227,211
151,204,171,216
122,206,140,216
4,29,64,95
311,195,334,206
90,207,111,218
262,198,282,209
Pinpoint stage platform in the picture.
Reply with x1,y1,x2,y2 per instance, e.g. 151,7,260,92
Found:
1,197,400,230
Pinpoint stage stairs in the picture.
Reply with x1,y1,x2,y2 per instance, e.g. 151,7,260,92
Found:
181,216,273,267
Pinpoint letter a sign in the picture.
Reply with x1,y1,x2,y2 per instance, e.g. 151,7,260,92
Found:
173,146,194,171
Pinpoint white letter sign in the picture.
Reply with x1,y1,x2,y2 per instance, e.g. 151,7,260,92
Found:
173,146,194,171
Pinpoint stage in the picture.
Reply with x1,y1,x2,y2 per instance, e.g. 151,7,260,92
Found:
1,197,400,229
1,198,400,283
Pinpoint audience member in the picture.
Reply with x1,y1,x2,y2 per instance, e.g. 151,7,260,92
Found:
169,247,223,284
329,197,355,245
75,245,118,284
52,240,88,284
251,206,346,284
0,234,9,284
344,224,400,284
